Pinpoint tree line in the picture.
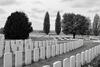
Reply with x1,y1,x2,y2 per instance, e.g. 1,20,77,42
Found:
1,11,99,39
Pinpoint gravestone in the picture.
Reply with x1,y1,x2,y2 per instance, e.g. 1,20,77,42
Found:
4,40,11,53
88,49,92,63
46,46,51,58
25,39,33,50
43,41,46,47
4,52,12,67
15,51,23,67
0,49,3,57
85,50,88,63
51,45,56,57
43,65,50,67
34,41,39,48
94,46,97,57
38,41,43,48
46,40,49,47
93,47,95,59
0,42,4,57
91,48,94,60
16,40,23,51
66,43,69,52
70,55,75,67
40,47,45,59
81,52,85,65
64,43,67,53
63,58,70,67
55,44,60,55
11,40,17,52
76,53,81,67
60,44,63,54
33,48,39,62
53,61,61,67
25,50,32,65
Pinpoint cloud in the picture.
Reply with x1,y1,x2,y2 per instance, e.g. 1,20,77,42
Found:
71,0,100,8
88,9,100,13
0,0,17,6
61,0,74,2
0,8,6,14
30,14,43,19
33,1,43,5
32,8,45,13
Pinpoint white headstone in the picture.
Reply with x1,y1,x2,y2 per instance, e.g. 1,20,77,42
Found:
91,48,94,60
0,50,3,57
0,41,4,50
15,51,23,67
87,50,90,63
0,43,4,57
92,47,95,59
97,46,99,55
81,52,85,65
53,61,61,67
46,46,51,58
56,44,60,55
70,55,75,67
16,40,23,51
25,39,33,50
4,40,11,53
4,52,12,67
43,65,50,67
25,50,32,65
34,41,39,48
33,48,39,62
63,58,70,67
76,53,81,67
64,43,67,53
94,46,97,57
66,43,69,52
51,45,56,57
43,41,46,47
85,50,88,63
40,47,45,59
38,41,43,48
60,44,63,54
88,49,92,63
11,40,17,52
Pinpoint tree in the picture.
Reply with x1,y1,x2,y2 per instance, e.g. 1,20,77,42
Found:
4,11,33,39
55,11,61,35
93,14,100,36
62,13,90,38
43,12,50,35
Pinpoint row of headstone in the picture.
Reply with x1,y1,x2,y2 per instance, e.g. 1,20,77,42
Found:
3,39,84,67
2,38,83,60
2,39,57,54
3,38,83,54
3,39,83,67
42,44,100,67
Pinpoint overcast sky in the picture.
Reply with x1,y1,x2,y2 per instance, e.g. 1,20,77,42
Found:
0,0,99,30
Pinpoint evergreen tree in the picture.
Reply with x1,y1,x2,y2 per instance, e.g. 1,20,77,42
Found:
93,14,100,36
55,11,61,35
43,12,50,35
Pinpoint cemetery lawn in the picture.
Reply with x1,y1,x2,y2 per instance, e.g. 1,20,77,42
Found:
24,40,100,67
